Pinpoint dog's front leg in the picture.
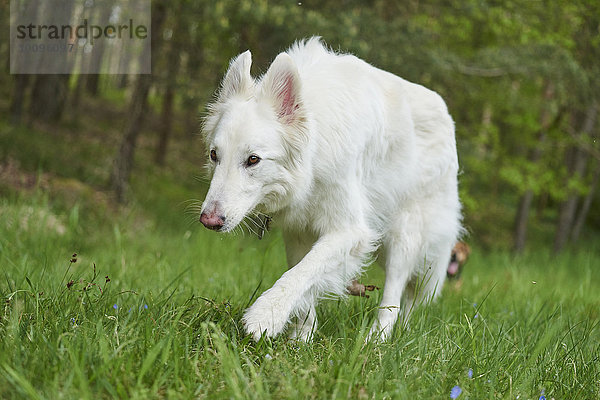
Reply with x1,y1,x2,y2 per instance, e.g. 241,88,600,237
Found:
242,228,374,341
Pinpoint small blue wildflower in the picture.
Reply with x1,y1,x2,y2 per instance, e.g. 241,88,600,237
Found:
128,307,132,313
144,304,148,309
468,368,473,379
113,304,118,310
539,396,546,400
71,317,76,323
474,313,479,319
450,385,462,399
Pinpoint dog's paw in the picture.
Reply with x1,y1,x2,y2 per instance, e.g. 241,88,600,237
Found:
242,297,289,342
288,316,317,342
365,322,392,343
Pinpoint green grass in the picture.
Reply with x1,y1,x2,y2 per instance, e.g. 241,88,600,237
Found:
1,118,599,399
1,190,599,399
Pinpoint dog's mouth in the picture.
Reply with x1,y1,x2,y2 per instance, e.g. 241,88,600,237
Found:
447,261,460,276
447,253,459,277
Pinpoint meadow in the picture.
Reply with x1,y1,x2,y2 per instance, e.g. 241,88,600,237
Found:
1,119,599,399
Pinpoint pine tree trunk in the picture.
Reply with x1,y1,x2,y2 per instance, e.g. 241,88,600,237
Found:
86,74,101,97
85,2,114,95
70,61,86,115
554,183,580,253
154,7,183,166
553,104,597,253
116,47,132,88
513,83,554,252
514,190,534,252
111,76,153,202
571,161,600,242
110,1,167,202
27,0,75,123
9,75,29,125
182,48,204,140
29,74,71,122
155,85,175,166
9,0,39,125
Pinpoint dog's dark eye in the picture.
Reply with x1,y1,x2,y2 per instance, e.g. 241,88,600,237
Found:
210,149,217,162
246,155,261,166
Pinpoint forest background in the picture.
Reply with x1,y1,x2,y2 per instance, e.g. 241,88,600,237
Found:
3,0,599,253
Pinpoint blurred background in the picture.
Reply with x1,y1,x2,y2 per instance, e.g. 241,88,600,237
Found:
1,0,599,254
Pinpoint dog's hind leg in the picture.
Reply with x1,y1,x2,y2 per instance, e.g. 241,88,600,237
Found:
367,210,424,342
400,242,453,322
367,238,419,341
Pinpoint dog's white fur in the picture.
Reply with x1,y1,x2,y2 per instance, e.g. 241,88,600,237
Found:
201,38,462,341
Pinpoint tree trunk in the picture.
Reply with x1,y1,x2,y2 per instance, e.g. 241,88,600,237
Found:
85,2,114,95
553,103,597,253
111,77,152,202
29,74,71,122
110,1,167,203
70,67,86,116
9,75,29,125
27,0,75,123
154,7,184,166
513,83,554,252
155,85,175,166
514,190,534,252
116,48,132,88
8,0,38,124
86,74,101,97
181,31,204,140
571,161,600,242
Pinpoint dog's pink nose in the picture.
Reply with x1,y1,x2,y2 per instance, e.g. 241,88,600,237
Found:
200,212,226,230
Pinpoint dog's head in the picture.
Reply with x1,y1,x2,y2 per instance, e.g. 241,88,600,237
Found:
447,241,471,279
199,51,308,232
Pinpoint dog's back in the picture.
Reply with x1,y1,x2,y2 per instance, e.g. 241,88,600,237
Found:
280,39,459,232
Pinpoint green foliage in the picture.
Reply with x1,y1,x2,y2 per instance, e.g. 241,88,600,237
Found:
3,0,599,248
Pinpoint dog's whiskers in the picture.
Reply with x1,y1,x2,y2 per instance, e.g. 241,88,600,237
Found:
250,211,270,230
242,218,260,237
182,200,204,214
193,175,210,184
247,215,264,230
252,210,270,219
184,217,198,227
249,211,272,239
234,224,244,237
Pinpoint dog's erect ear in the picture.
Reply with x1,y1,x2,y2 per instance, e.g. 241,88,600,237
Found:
261,53,303,124
218,50,253,101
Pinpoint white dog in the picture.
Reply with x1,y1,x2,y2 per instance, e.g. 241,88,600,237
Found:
200,38,462,342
